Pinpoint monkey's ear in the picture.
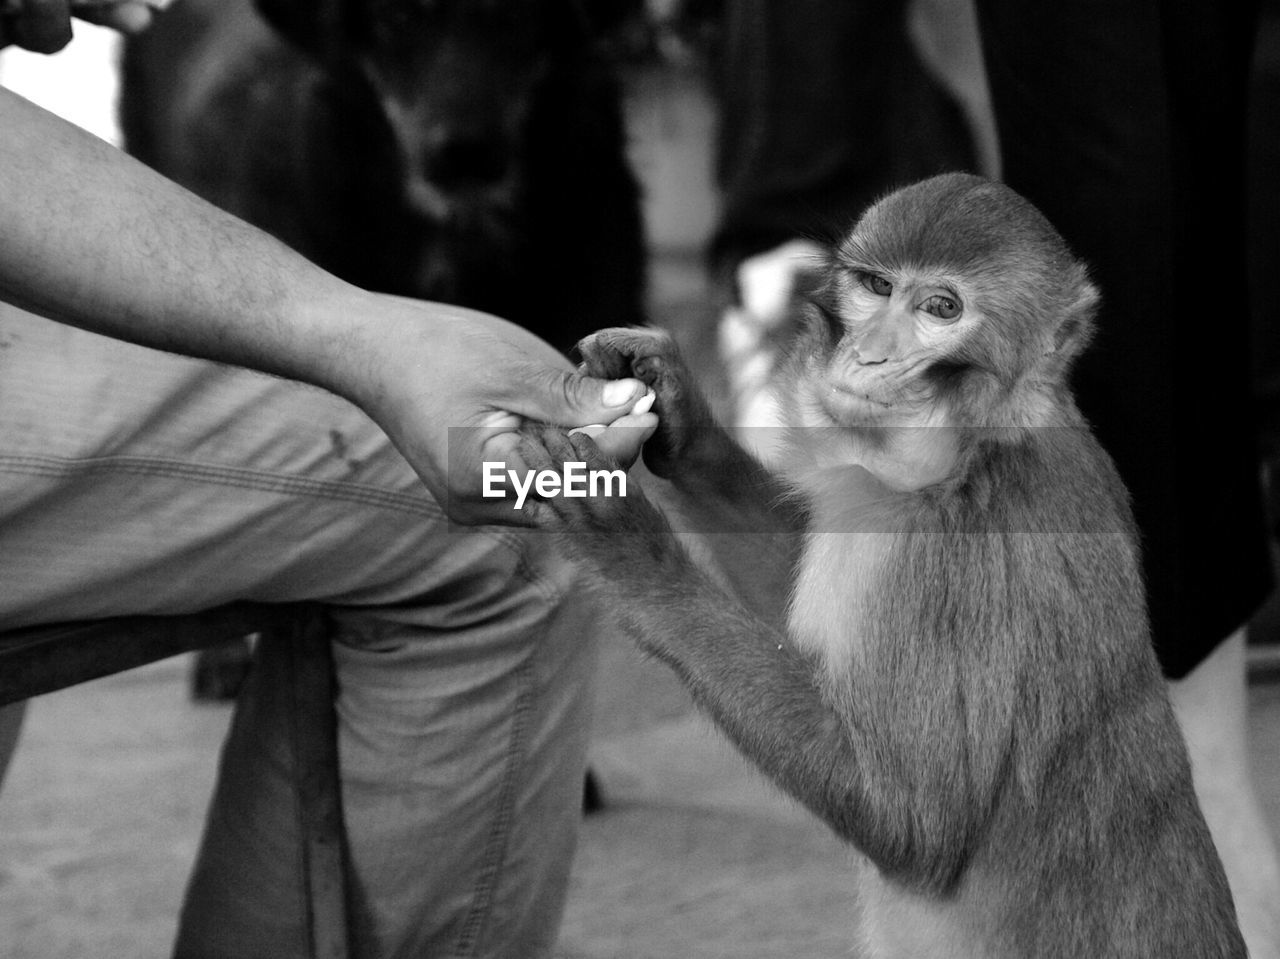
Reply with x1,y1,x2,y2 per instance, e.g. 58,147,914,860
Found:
1044,273,1100,372
1054,272,1100,352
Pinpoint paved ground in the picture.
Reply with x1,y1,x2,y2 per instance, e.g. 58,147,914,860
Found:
2,625,1279,959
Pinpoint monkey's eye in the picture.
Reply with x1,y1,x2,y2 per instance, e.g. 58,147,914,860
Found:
858,273,893,297
921,295,962,322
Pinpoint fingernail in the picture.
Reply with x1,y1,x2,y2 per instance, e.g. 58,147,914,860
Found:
630,390,656,416
602,379,641,407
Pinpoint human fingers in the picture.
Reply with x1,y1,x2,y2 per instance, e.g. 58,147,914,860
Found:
573,413,658,471
76,0,154,33
2,0,74,52
505,361,648,431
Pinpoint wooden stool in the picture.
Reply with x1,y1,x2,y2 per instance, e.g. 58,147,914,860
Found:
0,603,350,959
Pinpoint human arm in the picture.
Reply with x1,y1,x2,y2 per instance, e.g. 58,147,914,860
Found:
0,86,653,524
0,0,156,52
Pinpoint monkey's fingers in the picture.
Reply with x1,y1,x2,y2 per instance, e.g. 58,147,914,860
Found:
513,429,612,552
577,327,717,480
512,426,564,522
516,424,611,506
578,327,676,382
576,328,638,380
554,428,660,532
516,424,549,461
559,426,619,472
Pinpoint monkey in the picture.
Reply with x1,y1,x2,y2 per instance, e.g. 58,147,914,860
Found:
517,174,1246,957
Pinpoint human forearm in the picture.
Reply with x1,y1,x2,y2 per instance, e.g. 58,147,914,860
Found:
0,85,369,388
1,86,655,523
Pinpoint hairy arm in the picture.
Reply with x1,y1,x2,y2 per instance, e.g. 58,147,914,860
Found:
0,86,350,378
0,87,653,522
577,327,804,624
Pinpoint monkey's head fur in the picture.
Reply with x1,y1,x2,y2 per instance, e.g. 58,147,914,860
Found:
781,173,1100,492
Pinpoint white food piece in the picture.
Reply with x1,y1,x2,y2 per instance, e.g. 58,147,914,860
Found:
567,388,656,436
630,389,656,416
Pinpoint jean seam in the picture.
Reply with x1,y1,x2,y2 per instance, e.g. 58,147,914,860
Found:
0,451,441,518
0,452,549,563
450,650,538,957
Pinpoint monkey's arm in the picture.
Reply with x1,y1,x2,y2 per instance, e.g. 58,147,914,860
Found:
578,327,804,624
521,426,974,891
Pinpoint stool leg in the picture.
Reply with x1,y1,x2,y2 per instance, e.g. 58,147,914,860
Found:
284,612,350,959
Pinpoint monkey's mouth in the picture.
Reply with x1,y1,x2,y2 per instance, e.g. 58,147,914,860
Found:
820,383,894,423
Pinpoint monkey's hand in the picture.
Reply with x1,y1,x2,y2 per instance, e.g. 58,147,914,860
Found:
517,424,686,589
576,327,717,481
574,329,802,624
577,328,802,597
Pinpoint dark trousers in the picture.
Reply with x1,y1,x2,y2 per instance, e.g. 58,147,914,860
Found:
713,0,1272,676
710,0,976,272
975,0,1270,675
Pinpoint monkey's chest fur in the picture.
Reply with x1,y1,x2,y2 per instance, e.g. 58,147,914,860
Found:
777,443,1244,958
790,531,892,675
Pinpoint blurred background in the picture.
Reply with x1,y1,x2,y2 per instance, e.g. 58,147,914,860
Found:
2,1,1280,956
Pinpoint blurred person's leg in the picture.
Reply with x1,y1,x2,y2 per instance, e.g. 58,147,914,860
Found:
977,2,1277,953
0,703,24,791
1170,629,1280,958
712,0,910,271
711,0,978,270
711,0,978,439
0,303,595,958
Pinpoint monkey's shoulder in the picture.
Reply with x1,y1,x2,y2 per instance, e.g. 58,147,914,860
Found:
945,424,1134,536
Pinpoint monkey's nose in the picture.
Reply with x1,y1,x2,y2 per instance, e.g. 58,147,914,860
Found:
850,324,896,365
853,351,890,366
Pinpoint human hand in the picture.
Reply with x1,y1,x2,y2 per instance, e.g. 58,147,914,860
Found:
730,240,827,333
718,239,826,438
331,293,658,527
0,0,158,53
577,326,716,481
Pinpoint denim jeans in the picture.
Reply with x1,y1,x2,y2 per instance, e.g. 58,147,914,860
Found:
0,302,596,958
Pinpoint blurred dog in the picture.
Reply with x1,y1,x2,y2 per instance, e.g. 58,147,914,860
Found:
120,0,648,350
120,0,648,706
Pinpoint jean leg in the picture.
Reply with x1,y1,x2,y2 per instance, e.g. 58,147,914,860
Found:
175,538,597,959
0,305,596,958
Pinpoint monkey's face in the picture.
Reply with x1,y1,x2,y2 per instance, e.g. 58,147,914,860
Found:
779,174,1102,491
789,174,1099,436
794,261,980,432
